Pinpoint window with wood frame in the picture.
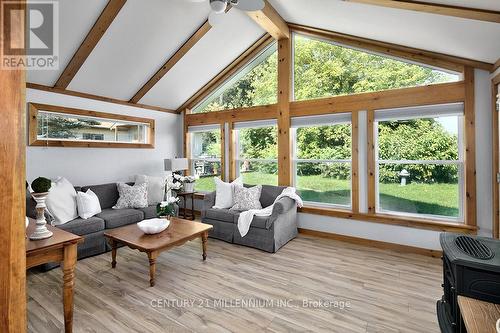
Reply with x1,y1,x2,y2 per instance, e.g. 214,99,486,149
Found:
188,125,222,193
192,42,278,114
293,33,460,102
234,120,278,186
29,103,155,148
374,103,465,222
291,113,352,208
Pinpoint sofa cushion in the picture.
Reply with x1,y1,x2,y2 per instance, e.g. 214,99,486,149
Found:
205,208,238,223
259,185,286,208
81,183,119,210
96,208,144,229
137,205,158,219
57,216,105,236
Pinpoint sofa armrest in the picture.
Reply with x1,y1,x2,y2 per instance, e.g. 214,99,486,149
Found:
267,197,297,229
201,191,216,219
272,197,296,215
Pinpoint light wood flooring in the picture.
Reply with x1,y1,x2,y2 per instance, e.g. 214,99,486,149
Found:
27,235,443,333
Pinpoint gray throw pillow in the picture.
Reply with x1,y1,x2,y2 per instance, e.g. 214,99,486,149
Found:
113,183,148,209
230,185,262,211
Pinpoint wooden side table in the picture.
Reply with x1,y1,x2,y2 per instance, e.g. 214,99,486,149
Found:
176,191,195,220
26,219,83,333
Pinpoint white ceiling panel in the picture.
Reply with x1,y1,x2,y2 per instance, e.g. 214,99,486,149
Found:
139,9,265,110
27,0,108,85
416,0,500,11
68,0,210,100
269,0,500,64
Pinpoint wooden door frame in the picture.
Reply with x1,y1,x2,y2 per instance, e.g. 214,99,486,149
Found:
0,0,27,330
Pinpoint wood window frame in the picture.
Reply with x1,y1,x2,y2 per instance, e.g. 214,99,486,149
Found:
182,27,478,233
28,103,155,149
186,124,224,191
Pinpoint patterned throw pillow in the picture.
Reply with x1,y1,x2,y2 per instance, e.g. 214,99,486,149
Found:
230,185,263,211
113,183,148,209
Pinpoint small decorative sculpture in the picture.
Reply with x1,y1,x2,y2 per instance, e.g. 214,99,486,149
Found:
29,177,53,240
398,169,410,186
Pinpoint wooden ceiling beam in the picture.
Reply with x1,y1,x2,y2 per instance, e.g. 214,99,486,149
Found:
177,33,274,112
129,20,212,104
27,83,178,114
247,0,289,40
54,0,127,89
290,23,493,72
345,0,500,24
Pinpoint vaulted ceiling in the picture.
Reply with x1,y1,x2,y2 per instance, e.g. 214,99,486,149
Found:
27,0,500,111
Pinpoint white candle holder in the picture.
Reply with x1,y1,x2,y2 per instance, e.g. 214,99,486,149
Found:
29,192,53,240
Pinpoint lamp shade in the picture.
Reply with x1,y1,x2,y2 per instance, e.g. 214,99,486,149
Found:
164,158,189,172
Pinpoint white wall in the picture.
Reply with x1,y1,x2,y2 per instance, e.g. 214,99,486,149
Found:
26,89,182,186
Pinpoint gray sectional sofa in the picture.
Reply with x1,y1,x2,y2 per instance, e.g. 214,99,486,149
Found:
26,182,160,268
201,184,298,253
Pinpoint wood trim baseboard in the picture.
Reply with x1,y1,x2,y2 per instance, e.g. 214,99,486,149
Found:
298,228,443,258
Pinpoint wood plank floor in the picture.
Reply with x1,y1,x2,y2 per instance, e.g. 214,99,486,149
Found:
27,235,443,333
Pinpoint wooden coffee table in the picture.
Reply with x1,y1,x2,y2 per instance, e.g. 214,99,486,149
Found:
104,218,213,287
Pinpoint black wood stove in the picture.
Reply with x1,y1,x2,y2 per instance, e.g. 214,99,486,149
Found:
437,233,500,333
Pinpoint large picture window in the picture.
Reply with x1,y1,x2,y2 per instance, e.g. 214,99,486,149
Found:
292,113,352,208
189,125,222,192
193,42,278,114
293,34,460,102
235,120,278,186
374,103,464,221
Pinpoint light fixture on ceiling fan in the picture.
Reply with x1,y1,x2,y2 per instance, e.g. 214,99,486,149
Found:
189,0,265,26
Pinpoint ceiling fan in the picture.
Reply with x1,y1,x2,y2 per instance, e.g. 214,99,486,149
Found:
189,0,265,26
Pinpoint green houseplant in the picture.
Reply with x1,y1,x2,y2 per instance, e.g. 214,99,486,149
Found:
157,197,179,218
31,177,52,193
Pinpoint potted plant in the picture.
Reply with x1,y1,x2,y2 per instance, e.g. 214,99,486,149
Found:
29,177,53,240
156,196,179,219
183,175,196,193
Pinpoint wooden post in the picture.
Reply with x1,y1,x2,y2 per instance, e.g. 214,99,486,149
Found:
464,67,476,227
0,0,27,330
277,33,292,186
351,111,360,213
184,109,191,176
367,110,376,214
220,123,225,181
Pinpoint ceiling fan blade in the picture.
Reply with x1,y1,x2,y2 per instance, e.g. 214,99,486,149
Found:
232,0,264,11
208,11,226,27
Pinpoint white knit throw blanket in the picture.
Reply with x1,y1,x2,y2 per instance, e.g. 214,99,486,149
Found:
237,187,303,237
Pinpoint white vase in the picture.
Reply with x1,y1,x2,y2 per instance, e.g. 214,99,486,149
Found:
183,182,195,193
29,192,53,240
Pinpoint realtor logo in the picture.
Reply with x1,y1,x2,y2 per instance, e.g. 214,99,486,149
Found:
1,0,59,70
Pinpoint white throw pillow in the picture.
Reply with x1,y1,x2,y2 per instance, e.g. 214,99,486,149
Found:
113,183,148,209
213,177,242,209
135,175,166,205
76,189,102,219
230,184,263,211
46,177,78,225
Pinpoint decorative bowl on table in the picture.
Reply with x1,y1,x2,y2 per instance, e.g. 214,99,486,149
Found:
137,218,170,234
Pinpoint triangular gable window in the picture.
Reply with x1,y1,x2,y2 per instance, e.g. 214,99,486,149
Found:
193,42,277,114
293,34,460,101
